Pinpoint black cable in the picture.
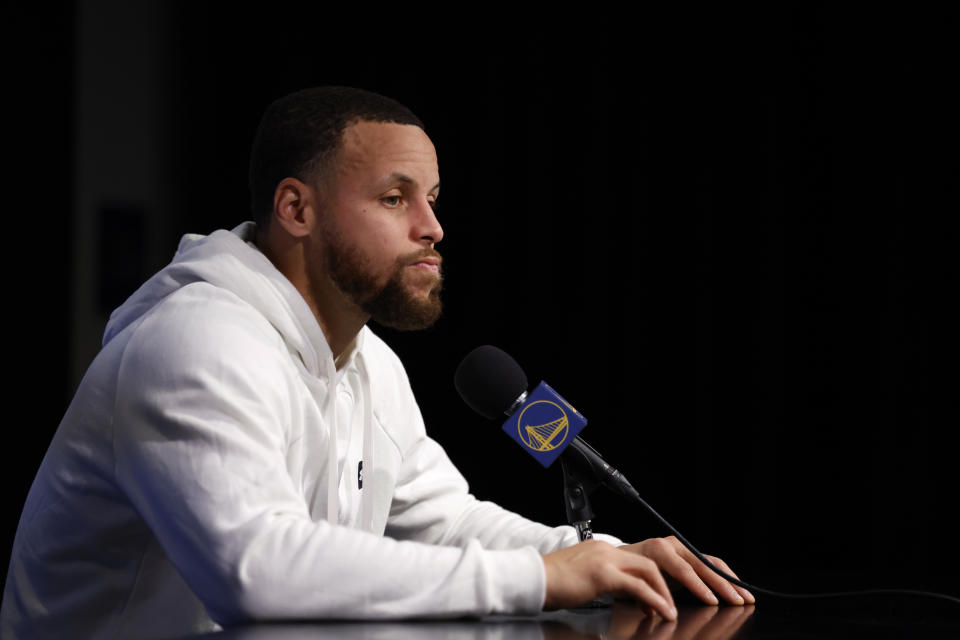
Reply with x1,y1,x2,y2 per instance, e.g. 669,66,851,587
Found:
626,486,960,606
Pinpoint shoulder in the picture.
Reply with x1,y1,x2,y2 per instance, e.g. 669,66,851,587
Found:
135,281,279,347
111,282,300,451
120,282,291,393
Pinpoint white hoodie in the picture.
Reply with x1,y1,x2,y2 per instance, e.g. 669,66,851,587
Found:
1,223,615,639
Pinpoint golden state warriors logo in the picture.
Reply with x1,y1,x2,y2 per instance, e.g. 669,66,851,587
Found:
517,400,570,452
502,381,587,468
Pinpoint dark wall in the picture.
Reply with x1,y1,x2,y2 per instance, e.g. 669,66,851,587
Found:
5,4,955,601
5,1,76,596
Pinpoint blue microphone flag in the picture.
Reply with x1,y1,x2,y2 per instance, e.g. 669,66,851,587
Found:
502,381,587,467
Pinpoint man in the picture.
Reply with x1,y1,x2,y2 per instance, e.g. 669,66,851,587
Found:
1,87,752,638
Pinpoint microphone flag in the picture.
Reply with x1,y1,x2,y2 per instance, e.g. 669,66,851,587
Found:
502,381,588,467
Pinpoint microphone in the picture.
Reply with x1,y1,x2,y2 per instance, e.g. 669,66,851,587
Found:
454,345,638,500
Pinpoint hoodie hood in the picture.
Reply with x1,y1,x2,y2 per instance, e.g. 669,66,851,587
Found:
103,222,336,378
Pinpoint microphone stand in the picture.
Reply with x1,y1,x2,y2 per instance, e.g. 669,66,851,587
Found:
560,453,614,608
559,452,603,542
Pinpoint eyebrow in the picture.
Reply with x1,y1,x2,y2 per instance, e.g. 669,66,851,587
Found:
388,172,441,192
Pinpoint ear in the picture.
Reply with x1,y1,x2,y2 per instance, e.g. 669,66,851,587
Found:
271,177,317,238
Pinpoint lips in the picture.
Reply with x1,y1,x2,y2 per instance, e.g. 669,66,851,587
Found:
405,250,442,274
409,257,440,272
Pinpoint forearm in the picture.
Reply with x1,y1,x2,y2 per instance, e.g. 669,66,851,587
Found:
199,515,546,622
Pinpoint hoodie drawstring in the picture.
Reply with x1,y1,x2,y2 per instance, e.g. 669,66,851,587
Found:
324,351,375,532
324,357,339,525
357,352,374,532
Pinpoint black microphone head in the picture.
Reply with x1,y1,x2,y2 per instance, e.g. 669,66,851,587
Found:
454,345,528,420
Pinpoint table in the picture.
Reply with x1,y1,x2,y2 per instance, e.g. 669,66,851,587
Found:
178,596,960,639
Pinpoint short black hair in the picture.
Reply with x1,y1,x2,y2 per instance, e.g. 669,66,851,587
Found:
248,86,425,226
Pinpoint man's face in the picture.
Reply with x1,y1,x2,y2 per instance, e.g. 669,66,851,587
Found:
309,120,443,330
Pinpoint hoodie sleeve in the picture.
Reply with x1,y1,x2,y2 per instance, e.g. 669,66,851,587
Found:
111,285,545,623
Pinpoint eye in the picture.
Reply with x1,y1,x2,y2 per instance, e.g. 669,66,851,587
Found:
381,195,402,207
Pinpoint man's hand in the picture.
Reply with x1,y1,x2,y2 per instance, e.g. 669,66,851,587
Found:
542,539,678,620
621,536,755,606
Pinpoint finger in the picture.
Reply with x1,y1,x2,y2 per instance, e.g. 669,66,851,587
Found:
645,541,719,605
621,553,677,611
607,555,677,620
706,556,755,604
657,542,742,606
609,566,677,621
691,553,750,605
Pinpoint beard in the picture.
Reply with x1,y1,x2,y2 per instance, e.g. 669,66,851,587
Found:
320,228,443,331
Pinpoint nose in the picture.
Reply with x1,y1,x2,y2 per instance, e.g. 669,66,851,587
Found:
412,198,443,246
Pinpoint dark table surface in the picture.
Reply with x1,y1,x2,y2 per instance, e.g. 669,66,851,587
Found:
179,596,960,640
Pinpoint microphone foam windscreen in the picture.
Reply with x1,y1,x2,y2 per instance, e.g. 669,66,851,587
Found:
454,345,528,420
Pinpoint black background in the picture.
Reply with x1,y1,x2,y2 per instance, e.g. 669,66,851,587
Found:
5,3,956,604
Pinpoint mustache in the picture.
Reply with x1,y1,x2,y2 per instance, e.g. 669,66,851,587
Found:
400,247,443,268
